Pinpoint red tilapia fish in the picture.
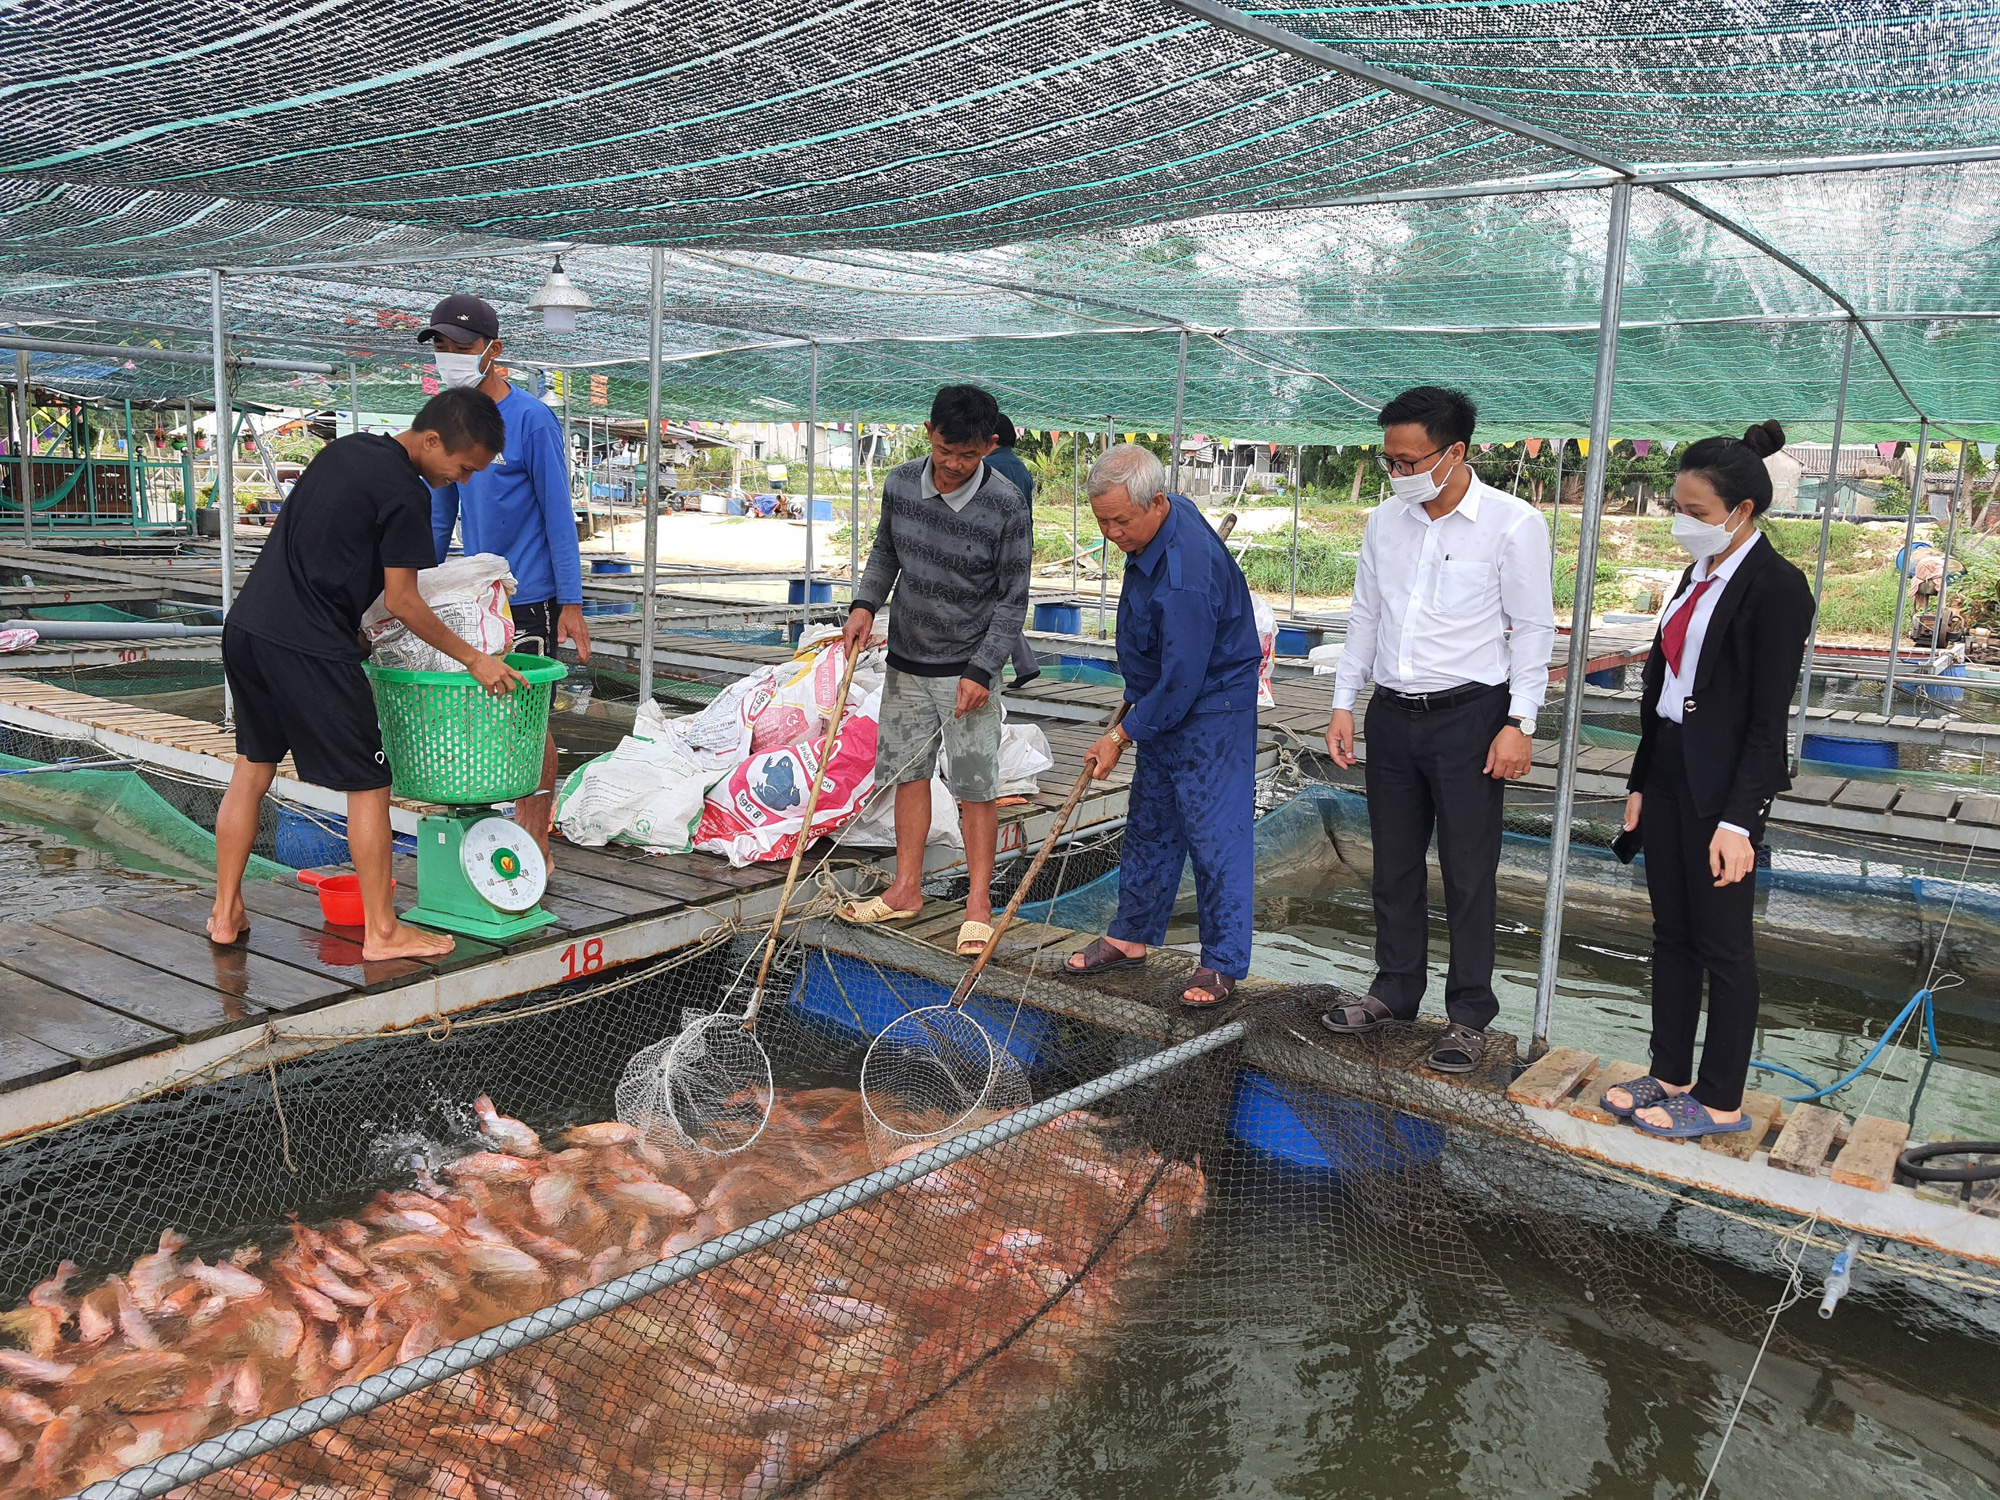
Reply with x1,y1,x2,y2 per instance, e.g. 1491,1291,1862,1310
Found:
0,1091,1203,1500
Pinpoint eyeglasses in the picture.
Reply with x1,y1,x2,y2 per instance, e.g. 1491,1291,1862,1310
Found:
1375,444,1450,478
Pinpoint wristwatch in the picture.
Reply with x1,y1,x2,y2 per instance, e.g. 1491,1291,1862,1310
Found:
1512,716,1535,737
1112,723,1132,746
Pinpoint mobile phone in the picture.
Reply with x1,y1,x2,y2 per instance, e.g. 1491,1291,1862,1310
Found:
1611,825,1642,864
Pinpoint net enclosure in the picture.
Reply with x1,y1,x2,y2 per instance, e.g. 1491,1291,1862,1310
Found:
1,792,1996,1500
3,2,2000,436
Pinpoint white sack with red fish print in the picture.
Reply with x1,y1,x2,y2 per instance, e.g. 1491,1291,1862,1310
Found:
693,635,886,866
1252,594,1277,707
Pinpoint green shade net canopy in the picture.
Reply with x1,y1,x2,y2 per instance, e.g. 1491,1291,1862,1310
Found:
0,2,1996,435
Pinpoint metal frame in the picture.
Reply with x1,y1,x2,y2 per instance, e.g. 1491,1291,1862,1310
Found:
638,247,664,704
803,341,820,639
1530,180,1632,1057
1791,324,1859,763
1168,328,1189,492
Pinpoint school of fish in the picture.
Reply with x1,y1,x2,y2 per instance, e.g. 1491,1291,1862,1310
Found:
0,1088,1204,1500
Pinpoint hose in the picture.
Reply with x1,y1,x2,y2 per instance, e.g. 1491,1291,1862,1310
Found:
1749,988,1938,1103
2,619,225,640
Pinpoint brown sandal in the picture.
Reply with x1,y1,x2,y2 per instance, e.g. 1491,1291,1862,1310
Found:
1180,968,1236,1008
1066,937,1146,974
1320,994,1402,1034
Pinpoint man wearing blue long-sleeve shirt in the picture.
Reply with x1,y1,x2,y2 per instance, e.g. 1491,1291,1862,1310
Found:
1066,444,1262,1007
419,294,590,859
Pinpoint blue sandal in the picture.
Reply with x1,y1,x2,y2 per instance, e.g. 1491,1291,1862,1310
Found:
1600,1075,1670,1118
1630,1093,1751,1140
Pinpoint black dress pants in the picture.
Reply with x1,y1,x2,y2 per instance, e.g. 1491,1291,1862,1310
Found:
1362,685,1509,1031
1640,721,1759,1112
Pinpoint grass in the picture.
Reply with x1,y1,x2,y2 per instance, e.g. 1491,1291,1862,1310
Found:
1815,568,1905,636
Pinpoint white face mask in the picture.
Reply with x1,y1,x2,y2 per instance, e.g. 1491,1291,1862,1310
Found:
1387,449,1458,508
432,348,488,389
1671,508,1745,561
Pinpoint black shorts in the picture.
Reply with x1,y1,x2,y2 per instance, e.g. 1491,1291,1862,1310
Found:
223,627,391,792
511,599,558,657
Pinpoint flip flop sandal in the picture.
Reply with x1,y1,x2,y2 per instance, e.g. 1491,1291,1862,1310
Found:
836,895,924,925
1600,1074,1672,1119
1066,937,1146,974
1427,1024,1488,1075
1179,969,1236,1008
1320,994,1403,1034
955,921,994,958
1630,1093,1751,1140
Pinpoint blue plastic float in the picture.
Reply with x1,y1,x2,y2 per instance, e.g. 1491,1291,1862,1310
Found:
1228,1067,1446,1174
788,950,1072,1074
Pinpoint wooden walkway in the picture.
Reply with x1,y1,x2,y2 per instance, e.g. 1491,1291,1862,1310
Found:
808,914,2000,1272
0,684,1140,1135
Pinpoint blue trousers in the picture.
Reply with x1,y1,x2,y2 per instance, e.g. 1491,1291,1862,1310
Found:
1107,707,1256,978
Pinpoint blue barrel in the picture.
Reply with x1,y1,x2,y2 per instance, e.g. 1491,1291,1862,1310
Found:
274,807,350,869
1586,665,1626,689
1033,602,1083,634
1275,625,1323,657
809,498,835,521
1895,542,1933,574
1801,733,1899,770
787,951,1067,1073
1933,661,1968,704
1228,1068,1445,1173
726,496,746,516
787,579,834,604
590,557,633,575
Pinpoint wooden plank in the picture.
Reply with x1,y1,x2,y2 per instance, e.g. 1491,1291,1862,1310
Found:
1893,789,1959,821
235,879,506,975
1769,1102,1844,1176
1567,1059,1650,1125
127,893,429,993
38,907,351,1015
0,918,268,1040
0,1029,75,1091
548,844,729,903
646,851,784,891
1958,795,2000,829
1702,1090,1786,1161
539,867,674,918
1831,1113,1912,1191
1832,781,1899,813
0,966,175,1068
1779,774,1847,806
1506,1046,1598,1109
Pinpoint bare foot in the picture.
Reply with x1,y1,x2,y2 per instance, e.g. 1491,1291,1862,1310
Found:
879,880,924,913
363,921,457,962
205,905,249,945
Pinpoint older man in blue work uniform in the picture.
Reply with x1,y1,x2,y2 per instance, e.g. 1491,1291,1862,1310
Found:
1066,444,1263,1008
420,293,590,862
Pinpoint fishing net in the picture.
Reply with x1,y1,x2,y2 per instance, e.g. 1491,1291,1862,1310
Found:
5,768,2000,1500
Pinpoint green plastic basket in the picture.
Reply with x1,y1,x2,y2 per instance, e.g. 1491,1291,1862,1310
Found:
363,653,567,804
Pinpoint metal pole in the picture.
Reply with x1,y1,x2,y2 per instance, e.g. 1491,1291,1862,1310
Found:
347,361,360,436
181,394,195,526
1548,439,1565,588
1099,427,1111,637
1289,444,1302,615
637,248,663,704
1884,423,1939,712
1792,321,1857,762
14,350,30,543
1070,432,1081,596
1530,180,1632,1058
210,269,235,723
802,343,819,640
849,409,861,591
1936,447,1965,650
1168,328,1189,492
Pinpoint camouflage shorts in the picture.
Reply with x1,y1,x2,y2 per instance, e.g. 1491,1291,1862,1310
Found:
875,668,1002,804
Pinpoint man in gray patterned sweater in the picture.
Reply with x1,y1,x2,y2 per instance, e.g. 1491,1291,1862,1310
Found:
838,385,1033,958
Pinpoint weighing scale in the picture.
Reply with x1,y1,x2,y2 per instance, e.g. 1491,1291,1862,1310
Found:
403,808,556,941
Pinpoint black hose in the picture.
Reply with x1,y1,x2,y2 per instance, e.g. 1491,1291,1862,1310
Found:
1894,1141,2000,1196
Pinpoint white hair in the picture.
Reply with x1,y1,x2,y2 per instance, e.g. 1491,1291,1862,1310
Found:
1086,443,1166,510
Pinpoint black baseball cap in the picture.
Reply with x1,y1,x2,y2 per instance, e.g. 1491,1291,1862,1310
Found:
418,294,500,345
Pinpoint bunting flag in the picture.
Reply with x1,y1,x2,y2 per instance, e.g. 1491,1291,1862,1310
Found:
420,373,439,396
549,371,567,397
589,374,608,406
1633,439,1652,456
1124,432,1137,443
1878,441,1899,458
1981,443,1997,463
1526,439,1542,457
1578,438,1590,457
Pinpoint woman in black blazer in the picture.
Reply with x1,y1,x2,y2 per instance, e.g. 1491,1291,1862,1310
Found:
1601,422,1815,1139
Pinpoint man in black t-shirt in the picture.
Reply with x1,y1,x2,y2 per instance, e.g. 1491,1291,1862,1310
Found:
211,388,524,961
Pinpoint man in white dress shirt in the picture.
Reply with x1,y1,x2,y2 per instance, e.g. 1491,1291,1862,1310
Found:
1321,387,1556,1072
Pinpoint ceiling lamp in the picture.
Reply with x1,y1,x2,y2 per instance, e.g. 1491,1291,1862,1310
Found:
526,255,593,333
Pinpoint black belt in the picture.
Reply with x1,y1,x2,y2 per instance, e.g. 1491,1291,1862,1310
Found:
1375,682,1505,713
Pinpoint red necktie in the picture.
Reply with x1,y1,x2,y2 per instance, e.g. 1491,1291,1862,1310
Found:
1661,577,1717,676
